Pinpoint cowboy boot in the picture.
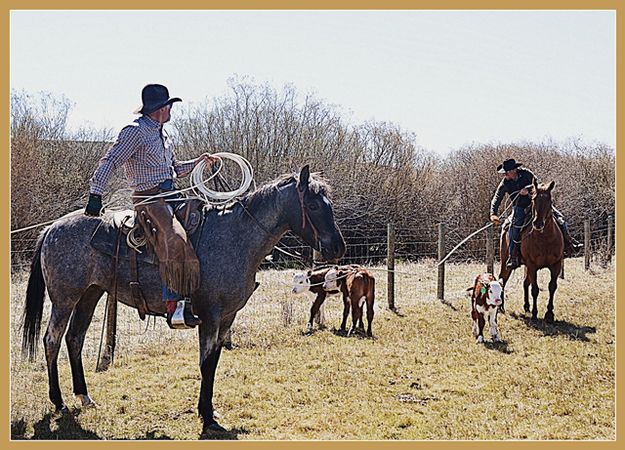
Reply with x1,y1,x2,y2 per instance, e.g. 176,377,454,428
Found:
166,299,202,329
506,244,521,269
561,226,583,257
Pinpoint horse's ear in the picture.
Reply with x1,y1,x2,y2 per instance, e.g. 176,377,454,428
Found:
297,165,310,192
547,181,555,192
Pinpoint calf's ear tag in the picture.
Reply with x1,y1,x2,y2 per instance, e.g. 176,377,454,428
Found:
480,287,486,295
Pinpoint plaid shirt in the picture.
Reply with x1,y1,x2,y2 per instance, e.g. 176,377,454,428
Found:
89,115,196,195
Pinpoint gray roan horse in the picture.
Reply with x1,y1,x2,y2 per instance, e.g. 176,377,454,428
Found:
22,165,346,435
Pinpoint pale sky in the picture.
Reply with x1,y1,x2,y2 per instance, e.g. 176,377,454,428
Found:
10,10,615,155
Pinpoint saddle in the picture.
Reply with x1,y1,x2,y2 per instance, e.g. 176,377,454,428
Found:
90,199,205,320
91,199,205,259
502,206,533,236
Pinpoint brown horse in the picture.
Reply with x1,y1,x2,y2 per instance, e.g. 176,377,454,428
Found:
498,179,564,323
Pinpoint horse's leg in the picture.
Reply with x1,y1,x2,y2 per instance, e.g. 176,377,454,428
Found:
498,234,512,313
308,292,326,333
523,269,531,314
545,262,561,324
65,286,104,407
44,303,74,412
527,267,540,320
197,315,225,433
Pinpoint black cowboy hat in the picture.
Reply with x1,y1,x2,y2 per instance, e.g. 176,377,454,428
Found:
497,158,523,173
133,84,182,115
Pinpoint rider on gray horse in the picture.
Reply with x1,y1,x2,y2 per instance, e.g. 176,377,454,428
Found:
489,158,582,269
85,84,219,329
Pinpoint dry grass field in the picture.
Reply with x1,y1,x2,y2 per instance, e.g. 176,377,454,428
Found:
10,258,615,440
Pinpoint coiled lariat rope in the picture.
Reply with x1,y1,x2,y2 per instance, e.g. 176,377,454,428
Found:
130,152,255,208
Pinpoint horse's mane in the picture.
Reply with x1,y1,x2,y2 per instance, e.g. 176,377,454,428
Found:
236,171,331,212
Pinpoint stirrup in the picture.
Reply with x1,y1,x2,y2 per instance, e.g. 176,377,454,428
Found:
167,299,201,329
506,256,520,269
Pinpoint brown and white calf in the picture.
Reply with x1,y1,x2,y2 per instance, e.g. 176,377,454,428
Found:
324,266,375,337
292,266,356,333
468,273,504,343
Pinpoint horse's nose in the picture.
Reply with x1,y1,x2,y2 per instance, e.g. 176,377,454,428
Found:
332,239,346,259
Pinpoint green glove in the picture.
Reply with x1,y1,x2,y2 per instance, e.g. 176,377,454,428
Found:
85,193,104,216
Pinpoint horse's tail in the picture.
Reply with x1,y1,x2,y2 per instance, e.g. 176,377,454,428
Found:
22,230,48,361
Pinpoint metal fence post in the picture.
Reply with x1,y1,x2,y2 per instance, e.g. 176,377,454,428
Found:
437,223,445,302
387,223,395,311
584,219,591,271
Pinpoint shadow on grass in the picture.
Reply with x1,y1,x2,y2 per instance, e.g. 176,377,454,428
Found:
510,312,596,341
483,340,514,354
12,409,102,440
439,299,459,312
200,426,249,440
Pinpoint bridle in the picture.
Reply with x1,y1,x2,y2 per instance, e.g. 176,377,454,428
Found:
237,182,322,252
297,186,321,248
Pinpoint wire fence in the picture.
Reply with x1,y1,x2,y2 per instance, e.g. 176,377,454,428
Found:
10,213,614,283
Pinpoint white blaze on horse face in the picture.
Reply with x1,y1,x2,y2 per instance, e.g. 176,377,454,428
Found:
322,195,331,206
323,268,339,291
487,280,503,306
291,273,310,295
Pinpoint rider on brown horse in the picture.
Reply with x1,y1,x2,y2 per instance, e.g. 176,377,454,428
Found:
489,158,582,269
85,84,219,329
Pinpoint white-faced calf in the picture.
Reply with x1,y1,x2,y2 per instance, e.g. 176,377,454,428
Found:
324,266,375,337
292,266,345,333
468,273,504,343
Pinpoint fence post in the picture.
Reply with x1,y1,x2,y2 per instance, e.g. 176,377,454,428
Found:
607,214,614,265
313,249,325,326
437,222,445,302
387,223,396,311
584,219,591,271
486,223,494,274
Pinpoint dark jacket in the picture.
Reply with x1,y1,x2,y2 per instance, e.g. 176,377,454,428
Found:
490,168,537,216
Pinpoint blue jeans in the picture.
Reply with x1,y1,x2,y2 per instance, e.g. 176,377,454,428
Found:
509,206,526,256
162,285,183,302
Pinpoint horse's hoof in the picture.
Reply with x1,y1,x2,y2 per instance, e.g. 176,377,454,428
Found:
545,312,555,324
213,409,221,420
76,394,97,408
476,336,484,344
54,405,69,415
203,422,228,434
